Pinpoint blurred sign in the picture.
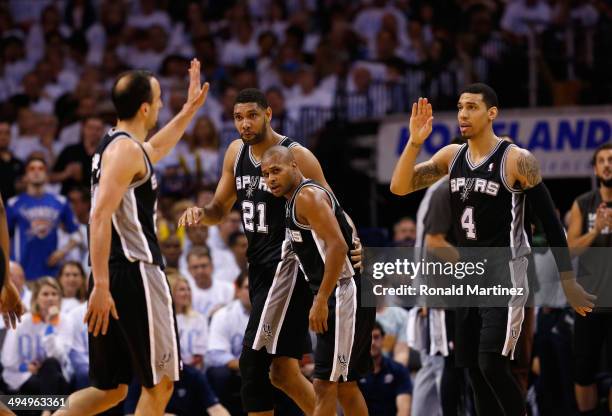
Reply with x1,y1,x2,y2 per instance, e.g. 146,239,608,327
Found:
377,106,612,182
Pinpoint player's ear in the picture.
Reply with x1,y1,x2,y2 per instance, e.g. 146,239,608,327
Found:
488,106,498,121
266,106,272,121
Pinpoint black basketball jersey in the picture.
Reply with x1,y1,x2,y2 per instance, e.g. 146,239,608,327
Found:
449,140,530,256
575,189,612,283
90,129,163,266
286,179,358,292
234,136,299,265
576,190,612,247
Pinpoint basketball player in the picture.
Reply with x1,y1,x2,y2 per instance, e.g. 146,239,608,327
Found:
390,83,595,416
567,142,612,416
53,60,209,416
179,88,361,415
260,146,375,416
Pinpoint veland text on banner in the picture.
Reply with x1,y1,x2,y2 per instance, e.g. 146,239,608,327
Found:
377,106,612,182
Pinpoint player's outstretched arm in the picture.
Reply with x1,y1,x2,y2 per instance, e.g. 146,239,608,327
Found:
507,147,596,316
144,59,209,164
179,140,240,227
390,98,457,195
87,140,145,335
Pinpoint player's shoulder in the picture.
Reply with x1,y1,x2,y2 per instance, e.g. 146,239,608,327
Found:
574,189,598,206
223,139,245,166
295,183,329,208
47,192,68,205
433,143,464,167
104,136,142,159
505,145,534,164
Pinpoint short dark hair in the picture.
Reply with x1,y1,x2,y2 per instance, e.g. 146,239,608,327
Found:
25,155,48,170
111,70,154,120
592,143,612,166
235,88,268,110
459,83,498,108
372,321,385,337
187,246,211,263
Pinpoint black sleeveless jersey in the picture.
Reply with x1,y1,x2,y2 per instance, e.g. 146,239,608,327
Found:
234,136,299,265
575,189,612,284
90,129,163,266
286,179,358,292
449,140,530,256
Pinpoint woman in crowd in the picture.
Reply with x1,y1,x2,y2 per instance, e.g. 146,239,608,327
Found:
57,261,86,314
0,277,71,401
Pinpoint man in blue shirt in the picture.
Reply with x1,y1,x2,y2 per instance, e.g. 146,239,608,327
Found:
358,321,413,416
6,157,81,280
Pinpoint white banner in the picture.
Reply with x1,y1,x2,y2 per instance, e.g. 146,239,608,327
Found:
377,106,612,182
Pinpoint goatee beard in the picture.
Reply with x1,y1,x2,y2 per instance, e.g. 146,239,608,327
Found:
597,176,612,188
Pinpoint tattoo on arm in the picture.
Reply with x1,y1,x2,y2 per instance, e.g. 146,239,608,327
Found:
517,152,542,188
412,162,443,191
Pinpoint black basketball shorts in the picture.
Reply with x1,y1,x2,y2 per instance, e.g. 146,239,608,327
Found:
88,261,182,389
313,277,376,382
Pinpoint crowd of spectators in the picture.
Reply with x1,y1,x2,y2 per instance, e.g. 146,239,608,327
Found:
1,0,611,415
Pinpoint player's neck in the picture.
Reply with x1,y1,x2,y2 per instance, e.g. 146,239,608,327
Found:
249,130,285,160
466,132,499,161
115,120,148,142
26,184,45,197
285,176,306,200
600,184,612,201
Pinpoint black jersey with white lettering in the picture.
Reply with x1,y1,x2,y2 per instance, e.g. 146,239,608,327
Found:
449,140,530,255
286,179,358,293
234,136,299,265
90,129,163,266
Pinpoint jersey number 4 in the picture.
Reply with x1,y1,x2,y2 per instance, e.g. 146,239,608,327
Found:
461,206,477,239
242,201,268,233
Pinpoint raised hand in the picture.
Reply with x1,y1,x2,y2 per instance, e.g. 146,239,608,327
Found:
185,59,209,112
409,97,434,145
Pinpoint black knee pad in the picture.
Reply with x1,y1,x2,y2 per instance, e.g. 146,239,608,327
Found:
239,346,274,412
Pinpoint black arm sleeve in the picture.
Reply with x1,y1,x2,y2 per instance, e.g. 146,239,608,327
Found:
524,182,573,272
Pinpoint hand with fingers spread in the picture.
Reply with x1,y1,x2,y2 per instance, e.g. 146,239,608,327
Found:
409,97,434,145
184,59,209,113
178,206,205,228
84,283,119,337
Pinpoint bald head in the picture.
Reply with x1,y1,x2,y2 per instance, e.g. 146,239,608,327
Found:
261,145,301,198
262,145,295,166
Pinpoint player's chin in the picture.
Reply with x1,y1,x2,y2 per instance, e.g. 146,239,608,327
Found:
269,187,283,197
